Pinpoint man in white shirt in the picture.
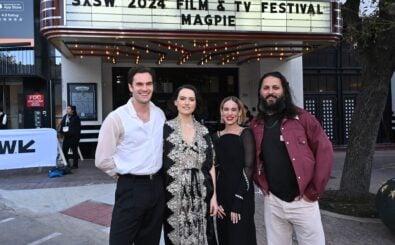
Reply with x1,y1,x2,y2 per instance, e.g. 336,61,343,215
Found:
95,66,166,245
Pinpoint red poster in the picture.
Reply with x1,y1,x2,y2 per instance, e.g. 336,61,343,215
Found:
26,94,44,107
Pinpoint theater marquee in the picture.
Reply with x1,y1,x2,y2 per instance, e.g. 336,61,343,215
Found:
66,0,334,33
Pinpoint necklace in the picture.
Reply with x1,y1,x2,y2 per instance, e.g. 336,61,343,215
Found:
264,119,279,129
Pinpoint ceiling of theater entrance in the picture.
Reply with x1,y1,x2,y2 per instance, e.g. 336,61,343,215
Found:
57,37,329,66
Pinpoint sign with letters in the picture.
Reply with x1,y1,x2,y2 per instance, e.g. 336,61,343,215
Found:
67,83,97,121
0,0,34,46
0,128,57,170
65,0,334,34
26,93,45,108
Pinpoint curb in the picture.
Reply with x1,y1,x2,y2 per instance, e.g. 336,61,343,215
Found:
320,209,382,224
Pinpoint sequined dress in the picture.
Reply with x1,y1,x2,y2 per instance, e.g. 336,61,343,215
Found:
163,118,217,245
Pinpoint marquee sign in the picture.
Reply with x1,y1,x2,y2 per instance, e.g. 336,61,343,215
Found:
65,0,334,34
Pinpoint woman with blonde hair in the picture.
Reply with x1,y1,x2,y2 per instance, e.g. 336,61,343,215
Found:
212,96,257,245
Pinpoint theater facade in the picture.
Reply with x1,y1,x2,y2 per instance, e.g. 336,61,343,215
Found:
0,0,343,156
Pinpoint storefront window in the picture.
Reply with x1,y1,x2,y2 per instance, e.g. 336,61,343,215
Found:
0,78,23,129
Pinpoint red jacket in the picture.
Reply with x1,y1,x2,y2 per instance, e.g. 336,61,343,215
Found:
250,108,333,201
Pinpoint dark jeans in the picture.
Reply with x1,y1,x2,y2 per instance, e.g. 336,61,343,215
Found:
62,137,79,167
110,174,165,245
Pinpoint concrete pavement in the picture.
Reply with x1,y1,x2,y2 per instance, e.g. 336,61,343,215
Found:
1,150,395,244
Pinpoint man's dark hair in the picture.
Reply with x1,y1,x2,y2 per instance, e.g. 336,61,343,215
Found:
127,65,156,85
168,84,204,119
257,71,298,119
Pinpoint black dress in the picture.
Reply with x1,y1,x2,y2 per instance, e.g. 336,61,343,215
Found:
212,128,257,245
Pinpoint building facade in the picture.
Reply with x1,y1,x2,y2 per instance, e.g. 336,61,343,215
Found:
0,0,61,129
7,0,393,156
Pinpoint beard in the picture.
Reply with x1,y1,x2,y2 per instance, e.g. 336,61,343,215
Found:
261,95,286,114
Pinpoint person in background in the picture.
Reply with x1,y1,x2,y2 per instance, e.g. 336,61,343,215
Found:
212,96,257,245
162,84,218,245
59,105,81,169
0,107,7,129
250,71,333,245
95,65,166,245
243,105,253,126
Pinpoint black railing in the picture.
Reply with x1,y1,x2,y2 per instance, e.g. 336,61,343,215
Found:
0,48,36,75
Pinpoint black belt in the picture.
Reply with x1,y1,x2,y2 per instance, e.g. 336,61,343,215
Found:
121,172,160,180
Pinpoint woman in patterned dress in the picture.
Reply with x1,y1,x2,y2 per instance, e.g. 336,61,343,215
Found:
163,84,218,245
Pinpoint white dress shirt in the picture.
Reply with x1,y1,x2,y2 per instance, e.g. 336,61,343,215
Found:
95,98,165,176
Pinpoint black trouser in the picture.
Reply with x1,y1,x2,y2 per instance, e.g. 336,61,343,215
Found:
110,173,165,245
62,136,79,167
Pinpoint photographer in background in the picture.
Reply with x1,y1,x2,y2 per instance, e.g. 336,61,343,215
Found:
59,105,81,169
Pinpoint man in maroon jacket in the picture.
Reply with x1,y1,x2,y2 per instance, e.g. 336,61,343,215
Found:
250,71,333,245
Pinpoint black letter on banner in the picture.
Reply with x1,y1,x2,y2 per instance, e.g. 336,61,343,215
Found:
217,0,225,11
71,0,80,6
181,14,192,25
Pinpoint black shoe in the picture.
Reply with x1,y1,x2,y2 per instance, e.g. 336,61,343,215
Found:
71,165,78,169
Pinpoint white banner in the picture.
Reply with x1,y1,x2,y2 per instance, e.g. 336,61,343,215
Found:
0,128,57,170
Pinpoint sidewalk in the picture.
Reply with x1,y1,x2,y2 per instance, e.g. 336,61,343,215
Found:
0,150,395,244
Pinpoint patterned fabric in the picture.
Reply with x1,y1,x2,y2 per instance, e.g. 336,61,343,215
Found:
163,117,216,245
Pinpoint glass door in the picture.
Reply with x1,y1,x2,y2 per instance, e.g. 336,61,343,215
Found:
0,78,23,129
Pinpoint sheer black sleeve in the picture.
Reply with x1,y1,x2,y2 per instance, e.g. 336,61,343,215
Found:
231,128,256,213
210,131,220,168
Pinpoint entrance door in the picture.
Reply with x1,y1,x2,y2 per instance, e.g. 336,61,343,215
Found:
0,78,23,129
112,67,238,131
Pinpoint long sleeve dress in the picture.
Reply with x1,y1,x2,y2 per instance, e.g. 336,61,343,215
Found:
212,128,257,245
163,117,217,245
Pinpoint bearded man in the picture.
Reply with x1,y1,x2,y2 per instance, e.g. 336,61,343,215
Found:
250,71,333,245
